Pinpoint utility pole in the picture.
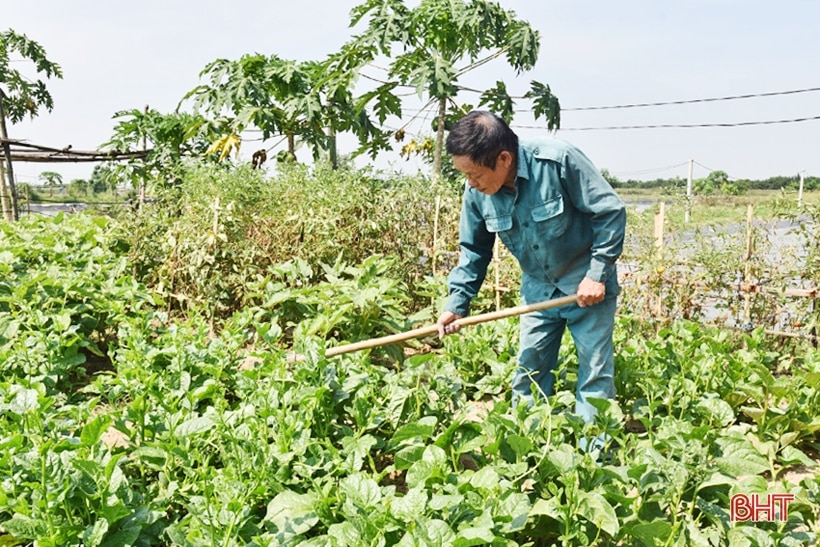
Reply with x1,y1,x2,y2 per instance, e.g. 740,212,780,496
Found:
685,159,694,223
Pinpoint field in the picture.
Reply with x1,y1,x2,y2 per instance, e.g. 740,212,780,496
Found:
1,164,818,546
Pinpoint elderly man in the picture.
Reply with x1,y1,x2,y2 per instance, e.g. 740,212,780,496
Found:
436,110,626,423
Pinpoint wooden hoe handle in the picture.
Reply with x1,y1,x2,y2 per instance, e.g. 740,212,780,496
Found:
324,294,578,358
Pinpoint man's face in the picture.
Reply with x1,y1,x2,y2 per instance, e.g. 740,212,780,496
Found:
452,151,515,195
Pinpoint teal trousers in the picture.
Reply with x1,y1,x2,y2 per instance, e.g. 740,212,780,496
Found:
512,284,618,422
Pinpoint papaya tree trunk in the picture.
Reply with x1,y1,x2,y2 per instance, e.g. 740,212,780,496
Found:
328,126,338,169
327,101,338,170
432,96,447,185
287,133,296,161
0,93,19,221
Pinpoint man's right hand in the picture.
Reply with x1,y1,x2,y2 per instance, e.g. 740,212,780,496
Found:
436,311,464,338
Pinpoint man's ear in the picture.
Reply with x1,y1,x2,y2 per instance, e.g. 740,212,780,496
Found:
498,150,514,169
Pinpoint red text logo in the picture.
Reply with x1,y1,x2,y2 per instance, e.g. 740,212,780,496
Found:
730,493,795,522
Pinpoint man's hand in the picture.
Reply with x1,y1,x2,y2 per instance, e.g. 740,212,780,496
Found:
436,311,464,338
576,277,606,307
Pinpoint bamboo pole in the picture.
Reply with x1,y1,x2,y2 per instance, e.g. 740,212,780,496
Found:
742,204,754,327
0,94,19,220
493,238,501,311
0,156,10,221
139,105,148,211
798,170,805,208
654,202,665,316
654,201,665,254
212,196,220,236
432,97,447,185
685,159,693,223
432,194,441,275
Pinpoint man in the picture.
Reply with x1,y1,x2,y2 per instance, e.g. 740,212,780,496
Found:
436,110,626,423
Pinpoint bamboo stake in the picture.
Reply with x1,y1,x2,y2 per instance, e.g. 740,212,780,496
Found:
493,238,501,311
654,202,665,316
432,194,441,275
288,294,578,362
742,204,754,326
654,201,665,254
0,94,20,220
0,156,10,221
212,196,220,236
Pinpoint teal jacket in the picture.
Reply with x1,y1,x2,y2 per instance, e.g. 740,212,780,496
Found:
445,137,626,316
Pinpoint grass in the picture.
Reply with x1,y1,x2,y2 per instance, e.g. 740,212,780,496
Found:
620,188,819,238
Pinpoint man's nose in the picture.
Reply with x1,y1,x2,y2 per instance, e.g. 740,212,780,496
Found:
468,179,478,188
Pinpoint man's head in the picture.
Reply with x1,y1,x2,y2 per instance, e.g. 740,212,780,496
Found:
446,110,518,194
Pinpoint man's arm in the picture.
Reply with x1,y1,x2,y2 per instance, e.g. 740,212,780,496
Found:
561,146,627,287
440,189,495,329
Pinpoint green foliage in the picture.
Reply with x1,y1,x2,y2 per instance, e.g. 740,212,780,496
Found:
692,170,747,196
183,51,397,164
0,209,818,546
0,28,62,123
349,0,560,177
101,108,218,190
0,214,156,389
38,170,63,196
121,161,465,319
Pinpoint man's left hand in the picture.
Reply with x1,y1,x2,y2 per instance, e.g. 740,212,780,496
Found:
576,277,606,308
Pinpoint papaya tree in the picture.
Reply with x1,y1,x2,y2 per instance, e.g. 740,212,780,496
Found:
183,52,398,167
0,29,62,220
102,107,220,193
38,170,62,197
348,0,561,181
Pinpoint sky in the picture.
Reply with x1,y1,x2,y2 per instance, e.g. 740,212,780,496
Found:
4,0,820,185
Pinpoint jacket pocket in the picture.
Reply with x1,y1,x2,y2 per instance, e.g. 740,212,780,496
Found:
530,196,569,237
484,214,518,254
485,214,512,233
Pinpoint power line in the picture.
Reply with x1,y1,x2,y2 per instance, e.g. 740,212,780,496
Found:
562,86,820,111
611,162,690,177
694,161,719,174
513,114,820,131
452,85,820,112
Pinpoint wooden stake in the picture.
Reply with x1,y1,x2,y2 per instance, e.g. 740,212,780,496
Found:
0,95,20,221
0,156,10,221
432,194,441,275
212,196,220,237
654,202,665,317
798,170,805,208
654,201,665,255
685,159,693,223
743,204,754,326
493,238,501,311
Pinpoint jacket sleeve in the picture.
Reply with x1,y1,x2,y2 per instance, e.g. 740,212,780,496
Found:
560,146,626,283
444,189,495,316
